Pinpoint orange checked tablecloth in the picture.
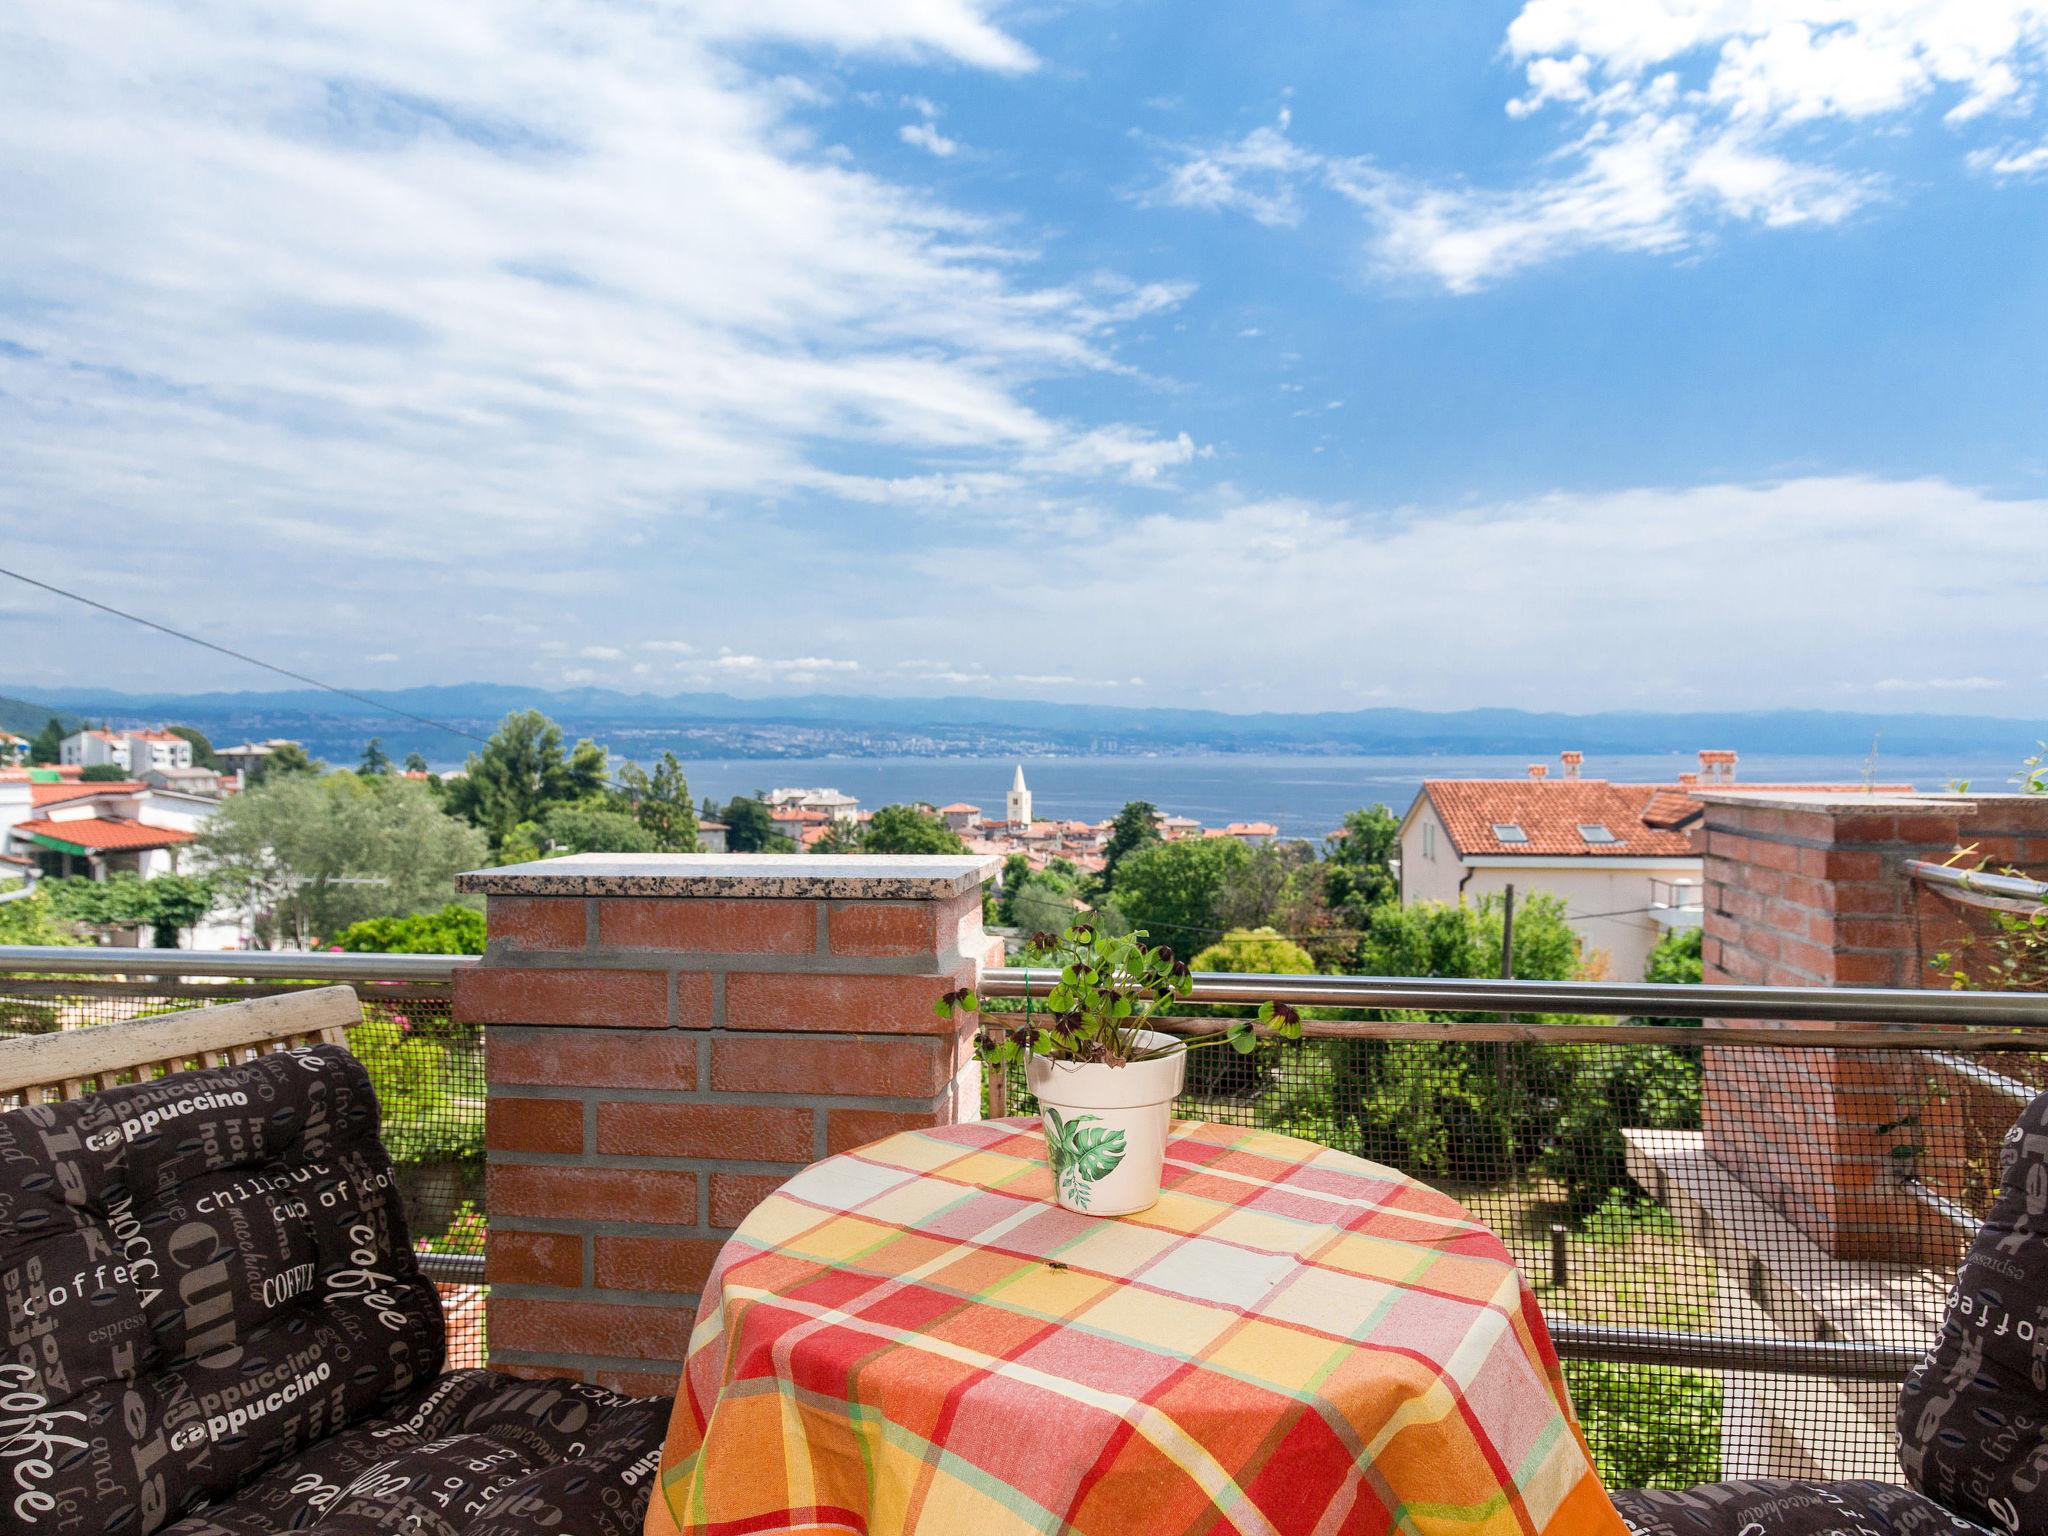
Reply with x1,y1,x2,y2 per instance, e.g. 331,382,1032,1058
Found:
646,1117,1624,1536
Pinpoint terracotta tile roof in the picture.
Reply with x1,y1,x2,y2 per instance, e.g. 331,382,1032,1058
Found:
32,782,145,807
1423,779,1918,859
1423,781,1699,858
10,817,197,852
1224,822,1279,837
938,803,981,815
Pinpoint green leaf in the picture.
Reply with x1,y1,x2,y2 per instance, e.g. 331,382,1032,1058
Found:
1066,1122,1127,1181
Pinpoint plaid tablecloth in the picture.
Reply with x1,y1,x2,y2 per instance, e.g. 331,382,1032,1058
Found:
647,1117,1623,1536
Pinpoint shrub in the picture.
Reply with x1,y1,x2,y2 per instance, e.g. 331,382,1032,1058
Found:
1564,1360,1721,1488
335,903,487,955
347,1015,483,1165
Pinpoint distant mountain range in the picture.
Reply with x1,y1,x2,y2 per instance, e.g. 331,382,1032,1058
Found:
3,682,2041,768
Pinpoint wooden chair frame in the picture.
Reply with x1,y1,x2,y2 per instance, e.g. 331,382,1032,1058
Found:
0,986,360,1107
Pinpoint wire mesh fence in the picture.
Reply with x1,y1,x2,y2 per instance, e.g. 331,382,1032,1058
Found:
992,996,2044,1490
0,968,487,1369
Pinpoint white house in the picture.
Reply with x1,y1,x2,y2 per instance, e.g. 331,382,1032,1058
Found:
763,787,861,822
59,728,194,773
0,732,28,765
0,767,245,947
1397,751,1911,981
938,802,982,834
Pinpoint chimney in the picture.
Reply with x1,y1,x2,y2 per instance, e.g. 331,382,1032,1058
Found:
1677,771,1699,787
1561,751,1583,781
1527,764,1549,780
1697,749,1739,785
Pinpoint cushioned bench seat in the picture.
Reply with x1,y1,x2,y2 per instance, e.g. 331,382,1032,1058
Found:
161,1368,664,1535
0,1041,667,1536
1612,1479,1992,1534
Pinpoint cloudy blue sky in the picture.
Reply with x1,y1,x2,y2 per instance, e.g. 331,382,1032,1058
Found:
2,0,2045,715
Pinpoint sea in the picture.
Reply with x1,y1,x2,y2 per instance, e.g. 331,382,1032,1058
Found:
672,752,2027,842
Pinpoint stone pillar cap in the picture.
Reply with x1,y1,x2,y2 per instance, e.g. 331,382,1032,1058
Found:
457,852,1001,899
1691,790,1976,814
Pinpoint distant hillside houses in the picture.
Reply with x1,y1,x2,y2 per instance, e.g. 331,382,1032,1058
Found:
953,767,1279,874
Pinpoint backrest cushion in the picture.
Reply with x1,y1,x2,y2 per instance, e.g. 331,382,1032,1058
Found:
1898,1087,2048,1534
0,1044,444,1535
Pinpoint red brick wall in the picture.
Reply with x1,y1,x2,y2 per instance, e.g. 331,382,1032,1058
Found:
1698,795,1973,1261
456,861,999,1391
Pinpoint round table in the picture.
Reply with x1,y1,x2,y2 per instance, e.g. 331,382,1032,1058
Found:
646,1117,1623,1536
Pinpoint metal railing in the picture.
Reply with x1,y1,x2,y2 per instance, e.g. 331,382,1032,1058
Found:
981,966,2048,1027
1907,857,2048,913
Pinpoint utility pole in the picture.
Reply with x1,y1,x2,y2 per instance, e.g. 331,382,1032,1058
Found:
1500,883,1516,982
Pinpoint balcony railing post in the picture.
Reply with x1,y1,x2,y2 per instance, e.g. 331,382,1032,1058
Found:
453,853,999,1393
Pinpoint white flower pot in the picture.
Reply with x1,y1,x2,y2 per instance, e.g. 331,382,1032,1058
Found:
1025,1029,1186,1216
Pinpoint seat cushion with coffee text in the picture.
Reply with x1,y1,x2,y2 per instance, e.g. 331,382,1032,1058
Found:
0,1044,444,1534
1897,1086,2048,1535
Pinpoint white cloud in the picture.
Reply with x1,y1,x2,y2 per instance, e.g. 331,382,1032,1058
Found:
1148,110,1314,228
1028,425,1202,484
1152,4,2048,289
0,0,1191,635
899,122,960,157
868,476,2048,712
714,654,860,674
364,652,400,663
1872,675,2008,692
641,640,696,654
579,645,625,661
1969,138,2048,176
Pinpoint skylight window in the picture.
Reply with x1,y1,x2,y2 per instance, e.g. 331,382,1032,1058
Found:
1578,824,1618,844
1491,822,1528,843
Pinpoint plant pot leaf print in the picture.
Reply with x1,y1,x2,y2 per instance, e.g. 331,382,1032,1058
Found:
1044,1105,1127,1209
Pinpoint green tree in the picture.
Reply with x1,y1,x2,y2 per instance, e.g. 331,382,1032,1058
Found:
1098,801,1161,890
443,710,608,849
360,737,393,775
1009,869,1088,936
1644,926,1703,987
1324,804,1400,922
42,873,212,946
1215,841,1328,936
80,763,130,782
540,805,659,854
859,805,966,855
336,904,488,955
28,717,64,765
141,873,215,947
994,852,1033,926
257,741,322,780
1189,926,1317,977
1109,836,1250,950
200,772,487,946
616,752,699,852
0,888,78,947
402,752,431,775
718,797,794,853
167,725,219,769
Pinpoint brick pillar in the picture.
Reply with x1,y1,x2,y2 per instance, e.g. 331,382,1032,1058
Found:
454,853,1000,1392
1697,792,1975,1260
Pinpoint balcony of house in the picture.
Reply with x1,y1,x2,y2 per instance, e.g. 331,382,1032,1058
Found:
1,786,2043,1501
1647,875,1705,927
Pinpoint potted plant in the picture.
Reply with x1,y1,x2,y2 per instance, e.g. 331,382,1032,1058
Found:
937,922,1302,1216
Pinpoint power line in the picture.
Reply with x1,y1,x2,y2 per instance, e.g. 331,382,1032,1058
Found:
0,565,489,745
